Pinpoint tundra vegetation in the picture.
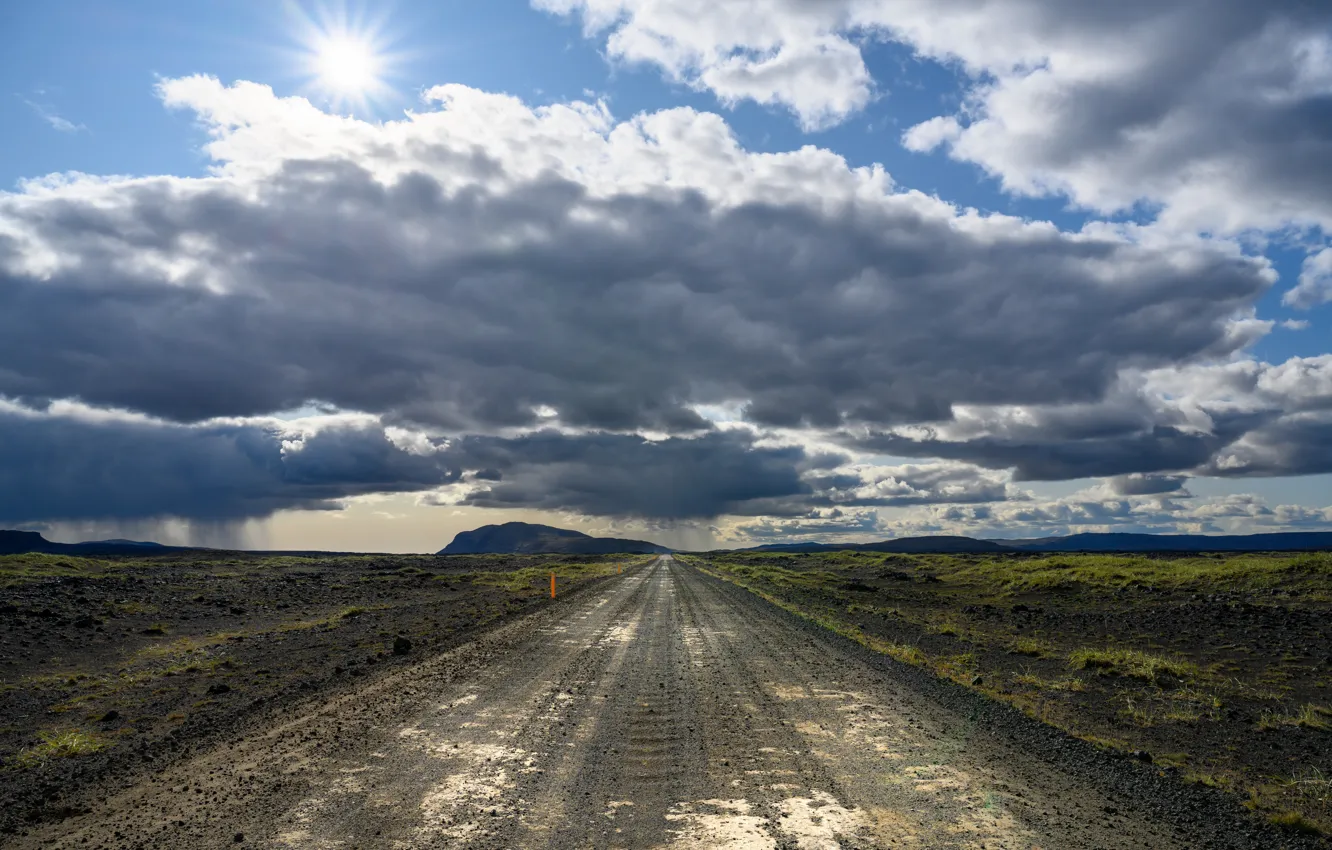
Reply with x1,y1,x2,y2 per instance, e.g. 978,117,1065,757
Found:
0,550,644,833
682,550,1332,836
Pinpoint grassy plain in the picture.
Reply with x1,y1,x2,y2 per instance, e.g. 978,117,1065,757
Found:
684,549,1332,836
0,550,646,833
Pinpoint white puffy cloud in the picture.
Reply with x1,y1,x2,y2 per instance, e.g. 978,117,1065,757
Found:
880,489,1332,540
535,0,875,130
541,1,1332,246
1285,248,1332,309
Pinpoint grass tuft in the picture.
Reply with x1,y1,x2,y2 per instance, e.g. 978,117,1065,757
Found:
1068,647,1201,682
11,729,106,769
1268,810,1325,835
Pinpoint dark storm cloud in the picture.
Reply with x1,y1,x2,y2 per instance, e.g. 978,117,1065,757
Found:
0,409,459,523
0,156,1271,434
1108,474,1190,497
849,421,1249,482
0,397,1036,524
1202,413,1332,478
0,409,827,523
437,433,1024,519
436,430,820,519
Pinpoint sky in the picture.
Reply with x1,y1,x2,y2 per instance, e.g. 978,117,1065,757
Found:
2,0,1331,552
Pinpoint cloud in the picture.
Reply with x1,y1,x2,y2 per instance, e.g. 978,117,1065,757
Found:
811,461,1022,508
0,78,1274,440
431,429,822,519
539,2,1332,243
0,76,1327,534
429,434,1025,519
534,1,875,130
730,508,884,542
843,355,1332,481
19,96,85,133
881,490,1332,540
0,399,1028,525
1107,473,1189,497
1284,249,1332,310
0,401,458,524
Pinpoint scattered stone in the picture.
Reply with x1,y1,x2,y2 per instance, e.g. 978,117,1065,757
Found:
233,832,244,843
392,636,412,655
99,710,120,723
207,683,232,695
73,615,96,628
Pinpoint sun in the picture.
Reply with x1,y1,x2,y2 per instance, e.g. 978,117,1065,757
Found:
290,5,400,112
314,34,380,94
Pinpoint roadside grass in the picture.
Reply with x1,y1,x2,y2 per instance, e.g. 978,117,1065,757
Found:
704,549,1332,598
1068,647,1203,683
949,552,1332,594
1118,689,1223,726
1012,670,1088,692
1008,637,1050,657
1268,811,1325,836
469,557,645,594
696,551,1332,838
702,560,844,592
0,553,140,587
1257,703,1332,731
9,729,106,769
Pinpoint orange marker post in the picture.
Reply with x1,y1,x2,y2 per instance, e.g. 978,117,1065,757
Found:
550,572,556,599
618,563,622,574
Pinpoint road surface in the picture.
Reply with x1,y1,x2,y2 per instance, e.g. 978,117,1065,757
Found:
17,557,1257,848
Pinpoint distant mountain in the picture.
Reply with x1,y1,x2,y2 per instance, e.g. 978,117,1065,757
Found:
0,530,182,556
439,522,671,555
741,536,1009,554
739,531,1332,554
1001,531,1332,553
0,530,52,555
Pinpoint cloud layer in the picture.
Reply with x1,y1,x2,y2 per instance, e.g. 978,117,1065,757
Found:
0,72,1328,538
0,78,1274,434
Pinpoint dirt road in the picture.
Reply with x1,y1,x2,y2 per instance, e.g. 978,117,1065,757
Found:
15,556,1303,849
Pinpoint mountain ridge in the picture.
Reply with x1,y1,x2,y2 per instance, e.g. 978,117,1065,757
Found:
438,522,671,555
735,530,1332,554
4,527,1330,558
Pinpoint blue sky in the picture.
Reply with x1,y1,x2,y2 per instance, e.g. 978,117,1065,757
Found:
2,1,1331,550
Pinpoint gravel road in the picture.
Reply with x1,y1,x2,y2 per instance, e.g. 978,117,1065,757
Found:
15,556,1310,849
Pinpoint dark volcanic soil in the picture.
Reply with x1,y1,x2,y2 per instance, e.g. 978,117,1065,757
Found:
0,551,623,836
696,551,1332,841
3,556,1324,849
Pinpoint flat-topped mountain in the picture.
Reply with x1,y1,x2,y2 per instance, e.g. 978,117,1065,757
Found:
438,522,671,555
0,530,178,556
